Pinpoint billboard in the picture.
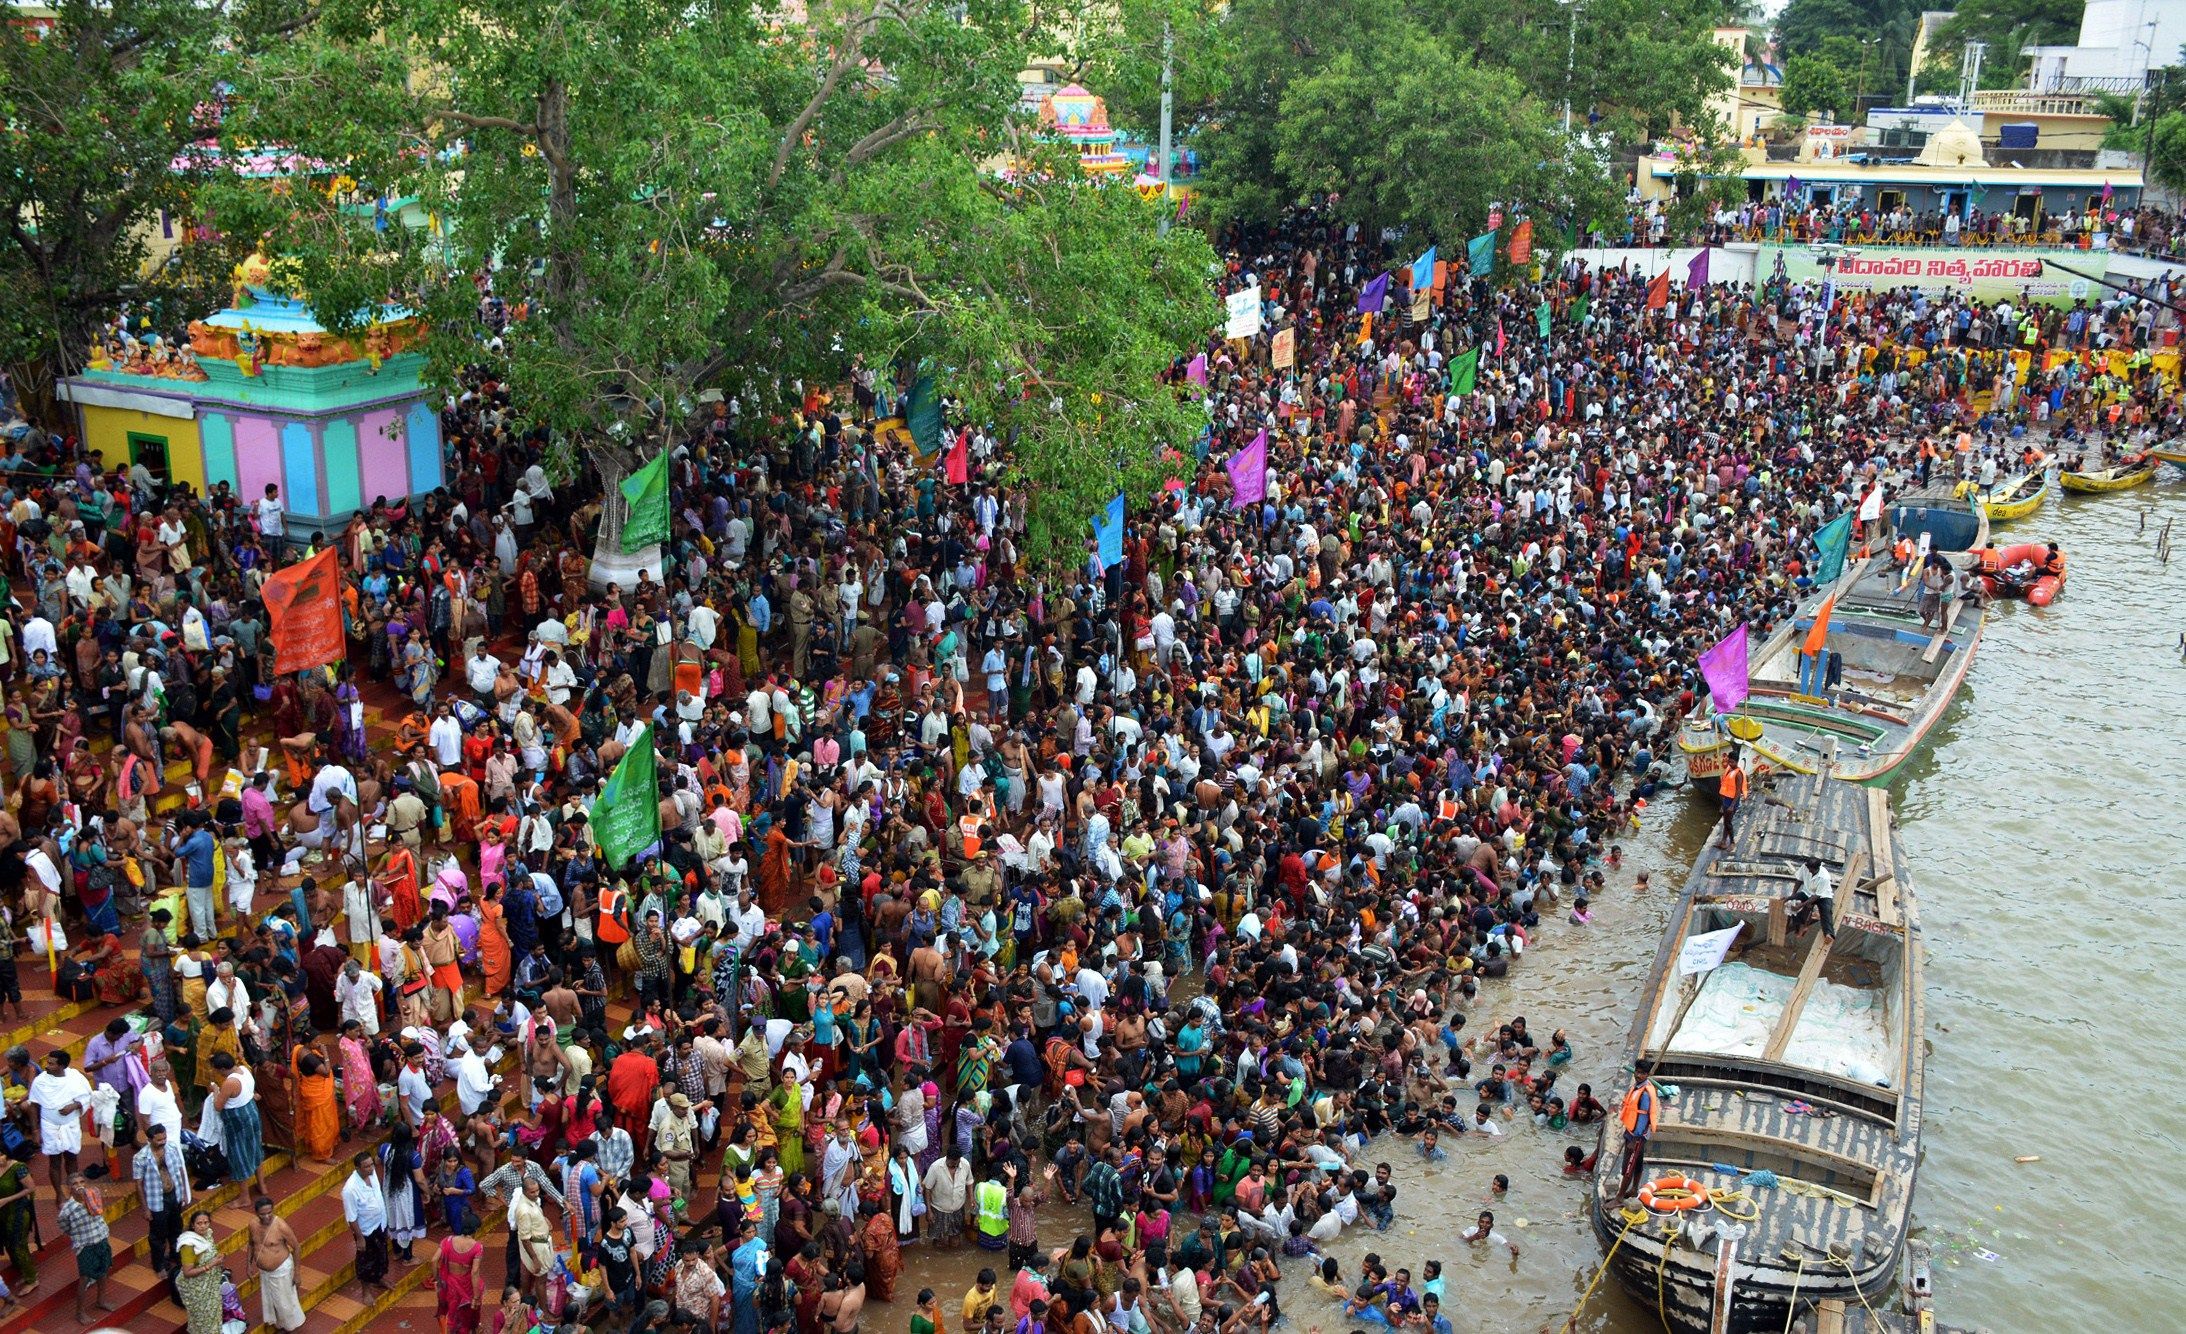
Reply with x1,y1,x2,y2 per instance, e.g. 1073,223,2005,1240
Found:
1762,245,2107,306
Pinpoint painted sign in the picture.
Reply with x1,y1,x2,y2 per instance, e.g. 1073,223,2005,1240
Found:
1763,244,2106,306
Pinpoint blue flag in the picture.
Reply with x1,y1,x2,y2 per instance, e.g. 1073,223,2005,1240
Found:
1812,513,1852,584
1094,493,1125,570
1411,246,1436,294
1467,231,1496,277
1357,272,1390,314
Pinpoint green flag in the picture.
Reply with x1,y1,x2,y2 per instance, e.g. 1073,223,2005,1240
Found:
1812,513,1853,585
1536,299,1552,341
619,447,672,552
1574,291,1590,325
905,375,943,459
1449,346,1479,397
593,723,661,869
1467,231,1496,277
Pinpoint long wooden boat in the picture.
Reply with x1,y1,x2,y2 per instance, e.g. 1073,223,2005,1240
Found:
1684,555,1983,788
2147,444,2186,472
2059,459,2157,492
1591,771,1924,1334
1978,471,2047,522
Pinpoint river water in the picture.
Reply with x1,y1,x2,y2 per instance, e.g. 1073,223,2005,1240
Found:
892,484,2185,1332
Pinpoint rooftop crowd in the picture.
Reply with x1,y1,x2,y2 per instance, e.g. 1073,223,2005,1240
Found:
0,199,2177,1334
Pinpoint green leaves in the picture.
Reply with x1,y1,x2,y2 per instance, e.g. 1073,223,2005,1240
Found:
202,0,1207,571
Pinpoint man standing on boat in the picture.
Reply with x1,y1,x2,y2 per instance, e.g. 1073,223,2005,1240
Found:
1616,1062,1662,1200
1716,748,1749,848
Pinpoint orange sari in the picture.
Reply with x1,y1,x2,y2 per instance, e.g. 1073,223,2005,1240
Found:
479,898,513,997
293,1049,341,1161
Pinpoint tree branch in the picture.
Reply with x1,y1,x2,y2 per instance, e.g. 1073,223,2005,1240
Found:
770,15,874,188
435,108,541,137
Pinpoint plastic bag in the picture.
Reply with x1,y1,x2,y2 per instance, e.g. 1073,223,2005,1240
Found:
25,919,66,956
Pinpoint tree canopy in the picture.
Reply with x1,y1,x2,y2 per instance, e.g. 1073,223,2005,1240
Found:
204,0,1215,571
1185,0,1734,245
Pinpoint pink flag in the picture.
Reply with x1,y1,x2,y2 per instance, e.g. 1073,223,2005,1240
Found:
1186,353,1208,386
945,431,969,485
1698,625,1749,714
1495,318,1507,359
1226,430,1268,508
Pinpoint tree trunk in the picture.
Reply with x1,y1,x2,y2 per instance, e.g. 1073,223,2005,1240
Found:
586,442,663,592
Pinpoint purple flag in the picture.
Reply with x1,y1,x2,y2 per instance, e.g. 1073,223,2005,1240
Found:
1186,353,1208,386
1688,249,1709,290
1357,272,1390,314
1784,175,1801,197
1226,430,1268,508
1698,625,1750,714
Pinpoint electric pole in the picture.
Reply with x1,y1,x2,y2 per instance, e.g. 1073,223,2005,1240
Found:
1157,21,1175,235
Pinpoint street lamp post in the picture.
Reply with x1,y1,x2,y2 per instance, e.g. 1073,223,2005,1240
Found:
1157,20,1174,235
1560,0,1582,135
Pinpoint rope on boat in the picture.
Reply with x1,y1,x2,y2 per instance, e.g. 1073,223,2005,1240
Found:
1833,1251,1889,1329
1656,1216,1685,1332
1781,1255,1807,1334
1562,1209,1644,1334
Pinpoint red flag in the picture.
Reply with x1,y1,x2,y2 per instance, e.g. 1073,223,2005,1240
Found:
263,545,347,676
944,430,969,485
1508,220,1533,266
1646,270,1670,310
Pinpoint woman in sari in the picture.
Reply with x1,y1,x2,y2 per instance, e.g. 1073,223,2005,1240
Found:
767,1079,805,1177
858,1199,902,1303
478,882,513,998
293,1043,341,1164
0,1145,35,1293
338,1019,382,1133
176,1210,224,1334
436,1227,488,1334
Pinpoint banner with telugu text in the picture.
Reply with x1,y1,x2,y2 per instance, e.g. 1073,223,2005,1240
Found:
1760,244,2106,307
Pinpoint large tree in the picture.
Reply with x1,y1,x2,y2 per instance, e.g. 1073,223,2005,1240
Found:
0,0,299,415
212,0,1215,571
1188,0,1733,246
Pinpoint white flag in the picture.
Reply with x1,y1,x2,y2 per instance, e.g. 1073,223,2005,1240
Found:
1858,484,1884,522
1225,286,1263,340
1677,923,1743,976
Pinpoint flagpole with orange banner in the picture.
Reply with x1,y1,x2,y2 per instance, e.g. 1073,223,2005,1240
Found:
1798,593,1836,697
263,545,349,678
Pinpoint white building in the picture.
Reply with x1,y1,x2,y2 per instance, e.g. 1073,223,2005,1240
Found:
2024,0,2186,93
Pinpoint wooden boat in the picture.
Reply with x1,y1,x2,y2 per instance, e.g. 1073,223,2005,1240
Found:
1694,555,1983,787
2059,459,2157,492
1590,770,1924,1334
2149,444,2186,472
1978,472,2046,522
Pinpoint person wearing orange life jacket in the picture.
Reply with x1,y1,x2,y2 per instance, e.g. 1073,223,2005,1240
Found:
596,883,632,948
1716,746,1749,848
1616,1060,1662,1200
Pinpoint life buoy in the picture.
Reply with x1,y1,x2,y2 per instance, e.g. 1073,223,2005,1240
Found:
1637,1174,1711,1213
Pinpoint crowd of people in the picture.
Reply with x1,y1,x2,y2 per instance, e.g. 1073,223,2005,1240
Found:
0,198,2178,1334
1609,191,2186,257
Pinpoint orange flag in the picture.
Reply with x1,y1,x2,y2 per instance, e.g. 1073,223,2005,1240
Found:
1801,593,1836,658
1508,220,1533,266
1646,269,1670,310
263,545,347,676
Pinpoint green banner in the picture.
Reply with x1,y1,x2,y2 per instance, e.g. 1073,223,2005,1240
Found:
1449,347,1479,397
1761,244,2106,307
619,447,672,551
905,375,943,459
593,724,661,869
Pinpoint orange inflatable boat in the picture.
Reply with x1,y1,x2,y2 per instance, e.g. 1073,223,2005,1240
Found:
1975,542,2066,606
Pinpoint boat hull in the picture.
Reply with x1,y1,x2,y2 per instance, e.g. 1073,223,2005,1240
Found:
1679,721,1730,792
1590,1200,1907,1333
1979,475,2046,522
2149,447,2186,472
2060,463,2157,492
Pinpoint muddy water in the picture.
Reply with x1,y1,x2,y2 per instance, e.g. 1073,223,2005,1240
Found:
892,486,2186,1332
